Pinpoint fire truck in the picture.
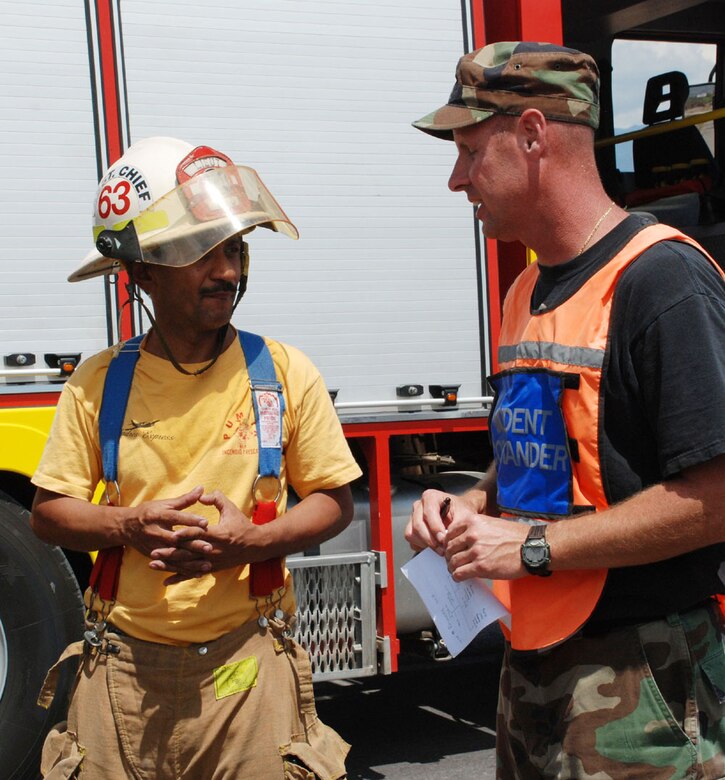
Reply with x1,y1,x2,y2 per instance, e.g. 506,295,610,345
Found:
1,0,723,776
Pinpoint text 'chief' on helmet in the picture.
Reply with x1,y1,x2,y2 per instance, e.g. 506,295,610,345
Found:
69,137,298,283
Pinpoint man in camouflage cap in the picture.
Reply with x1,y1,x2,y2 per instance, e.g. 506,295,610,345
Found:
413,41,599,138
407,41,725,778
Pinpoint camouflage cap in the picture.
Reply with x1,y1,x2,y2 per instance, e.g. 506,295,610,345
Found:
413,41,600,140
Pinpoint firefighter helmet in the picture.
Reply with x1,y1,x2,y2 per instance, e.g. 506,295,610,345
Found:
69,137,298,282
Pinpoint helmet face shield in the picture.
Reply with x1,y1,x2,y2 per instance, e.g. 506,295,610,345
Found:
69,137,298,283
92,166,298,270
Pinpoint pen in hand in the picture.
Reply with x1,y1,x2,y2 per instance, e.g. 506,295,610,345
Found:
429,496,452,553
412,496,453,557
440,496,451,522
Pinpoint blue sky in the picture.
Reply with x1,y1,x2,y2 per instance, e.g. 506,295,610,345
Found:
611,40,716,170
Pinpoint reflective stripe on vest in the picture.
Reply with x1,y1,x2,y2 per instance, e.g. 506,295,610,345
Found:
490,223,723,651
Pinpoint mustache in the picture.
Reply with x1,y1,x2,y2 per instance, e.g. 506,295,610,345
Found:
200,282,237,295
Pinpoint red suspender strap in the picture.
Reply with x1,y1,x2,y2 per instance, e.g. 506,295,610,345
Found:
249,500,285,597
88,545,124,603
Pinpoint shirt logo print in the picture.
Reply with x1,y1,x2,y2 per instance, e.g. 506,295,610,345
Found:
122,419,173,441
223,412,257,456
123,419,159,433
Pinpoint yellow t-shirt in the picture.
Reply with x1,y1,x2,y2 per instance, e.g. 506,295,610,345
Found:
32,332,362,644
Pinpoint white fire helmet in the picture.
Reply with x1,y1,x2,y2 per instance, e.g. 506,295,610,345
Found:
69,137,299,283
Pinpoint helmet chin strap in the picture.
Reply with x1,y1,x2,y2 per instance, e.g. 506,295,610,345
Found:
231,275,247,314
233,239,250,312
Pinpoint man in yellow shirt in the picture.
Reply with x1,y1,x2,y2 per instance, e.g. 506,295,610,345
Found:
31,137,361,779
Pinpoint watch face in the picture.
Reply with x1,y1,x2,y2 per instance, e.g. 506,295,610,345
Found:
521,530,551,575
522,546,548,566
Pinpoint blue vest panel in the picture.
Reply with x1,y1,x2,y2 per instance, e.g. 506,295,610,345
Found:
489,369,573,517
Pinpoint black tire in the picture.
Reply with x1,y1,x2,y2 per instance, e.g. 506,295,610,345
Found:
0,492,84,780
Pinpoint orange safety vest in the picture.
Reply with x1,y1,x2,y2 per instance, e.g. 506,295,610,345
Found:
490,223,724,651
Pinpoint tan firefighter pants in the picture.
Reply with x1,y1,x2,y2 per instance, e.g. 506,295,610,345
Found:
39,617,349,780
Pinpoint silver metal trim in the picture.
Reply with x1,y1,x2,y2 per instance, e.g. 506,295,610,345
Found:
334,396,493,411
0,368,66,379
374,550,388,589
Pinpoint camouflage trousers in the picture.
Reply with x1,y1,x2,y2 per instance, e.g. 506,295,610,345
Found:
496,602,725,779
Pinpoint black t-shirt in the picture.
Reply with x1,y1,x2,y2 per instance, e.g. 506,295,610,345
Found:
529,214,725,627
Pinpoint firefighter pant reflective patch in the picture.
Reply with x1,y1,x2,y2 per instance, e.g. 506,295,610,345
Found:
40,620,349,779
496,602,725,779
213,655,258,699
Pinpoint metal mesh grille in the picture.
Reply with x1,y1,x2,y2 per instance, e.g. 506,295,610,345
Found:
289,553,376,680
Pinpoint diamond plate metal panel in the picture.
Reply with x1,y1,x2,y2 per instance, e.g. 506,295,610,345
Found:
288,552,377,681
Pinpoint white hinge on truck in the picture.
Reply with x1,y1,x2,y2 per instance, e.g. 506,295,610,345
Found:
3,0,723,776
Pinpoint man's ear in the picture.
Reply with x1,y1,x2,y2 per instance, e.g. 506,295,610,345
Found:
126,261,153,294
517,108,547,156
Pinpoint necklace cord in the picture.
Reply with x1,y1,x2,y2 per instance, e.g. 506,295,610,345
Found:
578,201,615,256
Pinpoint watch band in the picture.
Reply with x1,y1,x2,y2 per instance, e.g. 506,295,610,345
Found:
527,524,546,541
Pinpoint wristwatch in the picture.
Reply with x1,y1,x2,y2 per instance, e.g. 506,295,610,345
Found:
520,524,551,577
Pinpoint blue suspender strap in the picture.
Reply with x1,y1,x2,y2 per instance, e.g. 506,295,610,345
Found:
98,335,144,487
90,334,143,606
238,330,286,599
91,330,284,603
237,330,284,480
98,331,281,493
99,332,282,485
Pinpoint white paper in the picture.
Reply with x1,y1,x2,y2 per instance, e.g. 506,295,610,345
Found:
401,548,510,657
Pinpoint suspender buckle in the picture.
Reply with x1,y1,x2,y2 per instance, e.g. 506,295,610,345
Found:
104,479,121,506
252,474,281,504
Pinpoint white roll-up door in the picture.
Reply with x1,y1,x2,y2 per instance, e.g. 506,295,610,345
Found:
0,0,108,361
121,0,484,404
